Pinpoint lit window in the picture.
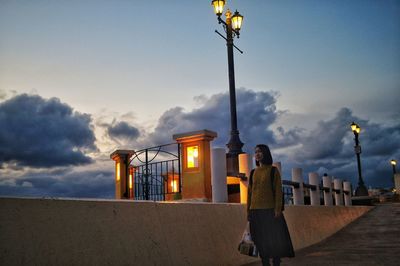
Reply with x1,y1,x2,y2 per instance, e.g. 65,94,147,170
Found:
129,167,134,189
116,162,120,181
171,180,178,193
187,146,199,168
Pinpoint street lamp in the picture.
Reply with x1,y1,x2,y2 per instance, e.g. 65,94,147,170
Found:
391,159,397,174
391,159,397,189
350,122,368,196
211,0,244,175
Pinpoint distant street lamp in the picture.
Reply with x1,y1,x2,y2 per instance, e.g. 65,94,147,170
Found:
391,159,397,188
350,122,368,196
211,0,244,175
391,159,397,174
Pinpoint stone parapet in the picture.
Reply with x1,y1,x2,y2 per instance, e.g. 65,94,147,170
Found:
0,197,372,266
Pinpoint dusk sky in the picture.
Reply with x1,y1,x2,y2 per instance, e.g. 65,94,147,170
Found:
0,0,399,198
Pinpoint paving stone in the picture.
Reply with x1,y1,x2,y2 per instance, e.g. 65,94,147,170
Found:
243,203,400,266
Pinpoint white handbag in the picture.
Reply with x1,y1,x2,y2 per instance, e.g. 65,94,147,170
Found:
238,222,258,257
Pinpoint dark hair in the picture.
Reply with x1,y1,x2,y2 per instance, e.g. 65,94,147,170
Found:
255,144,273,166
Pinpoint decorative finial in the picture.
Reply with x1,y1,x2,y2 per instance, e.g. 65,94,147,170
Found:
225,9,231,19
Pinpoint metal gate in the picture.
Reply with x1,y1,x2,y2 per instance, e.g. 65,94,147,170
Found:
129,143,181,201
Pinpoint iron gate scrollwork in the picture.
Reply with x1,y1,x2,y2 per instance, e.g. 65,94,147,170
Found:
129,143,181,201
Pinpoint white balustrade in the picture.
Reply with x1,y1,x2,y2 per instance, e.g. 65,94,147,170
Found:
309,172,320,206
211,148,228,202
323,175,333,206
292,168,304,205
333,178,343,206
231,158,354,207
343,181,352,206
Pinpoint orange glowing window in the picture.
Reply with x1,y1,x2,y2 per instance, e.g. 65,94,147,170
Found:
116,162,120,181
129,174,133,189
187,146,199,168
129,167,134,189
171,180,179,193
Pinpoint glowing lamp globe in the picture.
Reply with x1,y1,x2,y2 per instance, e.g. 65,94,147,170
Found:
211,0,225,16
351,122,357,132
231,10,243,31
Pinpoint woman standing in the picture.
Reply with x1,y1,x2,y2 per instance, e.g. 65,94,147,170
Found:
247,144,295,266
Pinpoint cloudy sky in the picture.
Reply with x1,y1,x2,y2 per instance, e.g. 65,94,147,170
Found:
0,0,399,198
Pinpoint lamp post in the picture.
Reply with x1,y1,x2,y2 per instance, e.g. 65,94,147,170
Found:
350,122,368,196
391,159,397,175
391,159,397,188
211,0,244,175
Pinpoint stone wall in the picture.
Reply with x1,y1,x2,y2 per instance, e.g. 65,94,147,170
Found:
0,197,372,265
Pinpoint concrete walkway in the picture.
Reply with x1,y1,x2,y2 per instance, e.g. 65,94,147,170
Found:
243,203,400,266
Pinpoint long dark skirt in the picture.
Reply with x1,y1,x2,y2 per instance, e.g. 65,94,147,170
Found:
249,209,295,259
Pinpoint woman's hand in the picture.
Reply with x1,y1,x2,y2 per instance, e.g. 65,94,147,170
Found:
274,210,282,218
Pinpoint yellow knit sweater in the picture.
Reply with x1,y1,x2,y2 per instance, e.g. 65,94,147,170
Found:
247,165,283,212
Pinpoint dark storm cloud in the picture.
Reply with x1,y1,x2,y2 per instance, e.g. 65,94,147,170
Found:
287,108,400,188
0,94,97,168
275,126,304,148
145,90,399,189
0,170,114,198
107,121,140,140
294,108,358,160
148,88,280,151
107,89,398,190
362,122,400,157
1,88,397,200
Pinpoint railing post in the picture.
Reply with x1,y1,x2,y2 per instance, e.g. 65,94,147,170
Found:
145,149,149,200
292,168,304,205
323,175,333,206
211,148,228,202
309,172,320,206
343,181,352,206
178,143,182,193
334,178,343,206
239,153,252,204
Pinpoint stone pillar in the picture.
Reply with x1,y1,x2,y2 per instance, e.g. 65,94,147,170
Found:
343,181,352,206
173,130,217,201
110,150,135,199
292,168,304,205
239,153,252,204
309,172,320,206
333,178,343,206
323,175,333,206
211,148,228,203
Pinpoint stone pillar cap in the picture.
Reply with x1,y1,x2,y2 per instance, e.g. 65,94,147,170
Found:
110,150,135,160
173,129,217,142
